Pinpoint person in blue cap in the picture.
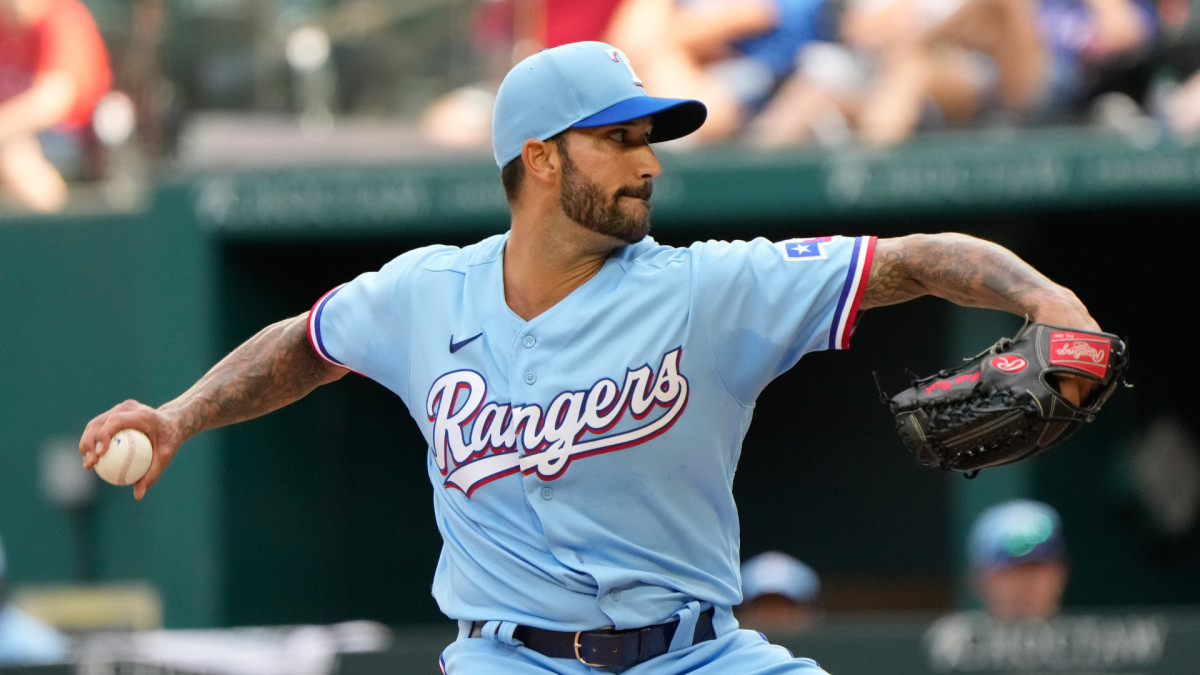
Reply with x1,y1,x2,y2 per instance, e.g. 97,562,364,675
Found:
968,499,1069,620
0,533,70,664
80,40,1104,674
925,500,1072,669
737,551,822,632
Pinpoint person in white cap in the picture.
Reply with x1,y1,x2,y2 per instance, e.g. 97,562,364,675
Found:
79,40,1104,674
0,533,70,664
737,551,822,632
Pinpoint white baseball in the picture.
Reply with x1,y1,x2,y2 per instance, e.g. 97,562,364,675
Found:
95,428,153,486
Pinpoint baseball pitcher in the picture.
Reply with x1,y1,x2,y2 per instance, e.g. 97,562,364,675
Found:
79,41,1114,674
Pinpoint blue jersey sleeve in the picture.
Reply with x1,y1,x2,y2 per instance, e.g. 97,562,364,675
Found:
692,235,875,402
307,248,432,400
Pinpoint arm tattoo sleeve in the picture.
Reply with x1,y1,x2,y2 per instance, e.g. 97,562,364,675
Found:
863,234,1055,316
161,314,345,440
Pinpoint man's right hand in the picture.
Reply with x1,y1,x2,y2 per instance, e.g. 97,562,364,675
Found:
79,400,182,500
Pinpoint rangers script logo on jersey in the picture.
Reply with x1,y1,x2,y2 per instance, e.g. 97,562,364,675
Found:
427,348,690,496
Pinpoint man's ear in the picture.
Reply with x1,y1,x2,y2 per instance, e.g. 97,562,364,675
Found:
522,137,560,185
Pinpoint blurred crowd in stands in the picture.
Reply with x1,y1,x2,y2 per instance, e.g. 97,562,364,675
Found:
422,0,1200,150
1,0,112,213
1,0,144,214
5,0,1200,213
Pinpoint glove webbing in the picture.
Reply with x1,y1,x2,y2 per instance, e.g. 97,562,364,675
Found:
924,388,1038,472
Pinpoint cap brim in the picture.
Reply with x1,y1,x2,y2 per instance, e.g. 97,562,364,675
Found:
572,96,707,143
979,544,1065,570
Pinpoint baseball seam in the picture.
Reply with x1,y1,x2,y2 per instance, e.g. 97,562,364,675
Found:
118,434,136,484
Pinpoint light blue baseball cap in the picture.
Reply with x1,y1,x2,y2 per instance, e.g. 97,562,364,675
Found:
741,551,821,604
491,41,708,168
968,499,1065,570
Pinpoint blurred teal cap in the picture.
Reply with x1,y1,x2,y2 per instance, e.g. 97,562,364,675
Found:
968,499,1065,570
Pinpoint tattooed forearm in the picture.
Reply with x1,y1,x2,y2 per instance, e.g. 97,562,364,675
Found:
863,234,1094,327
159,314,346,441
862,238,927,307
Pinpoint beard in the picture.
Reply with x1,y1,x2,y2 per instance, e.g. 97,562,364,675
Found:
558,145,653,244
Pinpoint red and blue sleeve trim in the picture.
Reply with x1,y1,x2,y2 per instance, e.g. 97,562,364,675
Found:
307,285,346,366
828,236,876,350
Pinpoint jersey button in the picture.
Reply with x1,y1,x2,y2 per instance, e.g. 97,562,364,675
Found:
540,487,553,501
522,336,536,349
524,372,537,385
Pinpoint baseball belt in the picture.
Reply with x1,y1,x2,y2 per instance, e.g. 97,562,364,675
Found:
470,608,716,668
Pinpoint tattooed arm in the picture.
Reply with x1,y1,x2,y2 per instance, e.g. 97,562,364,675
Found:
863,233,1099,329
864,233,1100,404
79,314,347,500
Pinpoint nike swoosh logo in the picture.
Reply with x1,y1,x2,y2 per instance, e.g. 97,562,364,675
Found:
449,333,483,354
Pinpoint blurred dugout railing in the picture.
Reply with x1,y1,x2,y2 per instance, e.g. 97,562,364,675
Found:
1,609,1199,674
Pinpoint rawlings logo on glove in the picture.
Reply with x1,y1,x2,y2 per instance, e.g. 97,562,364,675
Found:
880,321,1130,477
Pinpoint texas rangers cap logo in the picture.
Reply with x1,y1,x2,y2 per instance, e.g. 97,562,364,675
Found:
991,355,1028,373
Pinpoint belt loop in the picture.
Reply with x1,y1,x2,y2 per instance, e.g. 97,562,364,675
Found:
479,620,522,646
668,600,703,652
494,620,520,646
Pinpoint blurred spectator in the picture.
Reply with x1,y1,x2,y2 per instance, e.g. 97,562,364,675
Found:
1151,0,1200,141
0,533,71,664
1166,68,1200,140
0,0,113,213
735,550,822,632
606,0,838,142
420,0,625,149
748,0,967,147
924,499,1070,669
853,0,1160,146
927,500,1177,671
967,499,1068,620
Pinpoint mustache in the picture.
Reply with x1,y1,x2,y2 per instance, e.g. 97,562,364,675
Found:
616,181,653,201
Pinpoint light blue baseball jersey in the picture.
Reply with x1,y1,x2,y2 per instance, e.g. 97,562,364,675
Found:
308,232,874,634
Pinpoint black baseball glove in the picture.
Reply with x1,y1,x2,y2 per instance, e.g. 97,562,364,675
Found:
882,321,1129,476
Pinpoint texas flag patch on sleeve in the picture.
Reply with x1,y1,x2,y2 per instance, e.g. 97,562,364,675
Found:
776,236,832,261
